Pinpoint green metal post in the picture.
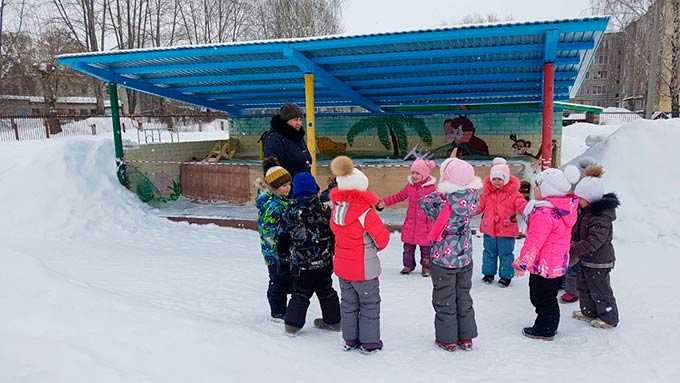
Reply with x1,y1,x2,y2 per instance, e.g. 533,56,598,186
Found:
108,83,124,162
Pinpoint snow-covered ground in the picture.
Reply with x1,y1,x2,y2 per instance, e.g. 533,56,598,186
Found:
1,120,680,382
1,116,230,144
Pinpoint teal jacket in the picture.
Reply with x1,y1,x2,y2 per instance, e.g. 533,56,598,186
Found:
256,189,289,265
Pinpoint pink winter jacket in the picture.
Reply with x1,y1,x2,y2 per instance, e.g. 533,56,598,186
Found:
477,176,527,238
383,176,436,246
513,195,579,278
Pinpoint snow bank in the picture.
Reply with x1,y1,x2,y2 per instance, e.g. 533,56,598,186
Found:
565,119,680,242
2,133,680,382
561,122,621,165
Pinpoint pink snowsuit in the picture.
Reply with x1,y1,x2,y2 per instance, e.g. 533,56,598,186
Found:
513,195,579,278
383,175,436,246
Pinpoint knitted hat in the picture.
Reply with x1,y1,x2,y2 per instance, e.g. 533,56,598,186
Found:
535,168,572,197
438,157,479,190
489,157,510,185
292,172,319,199
279,103,302,122
330,156,369,191
410,158,436,178
265,166,292,189
574,165,605,203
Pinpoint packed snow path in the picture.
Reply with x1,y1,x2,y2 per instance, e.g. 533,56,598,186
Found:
1,124,679,382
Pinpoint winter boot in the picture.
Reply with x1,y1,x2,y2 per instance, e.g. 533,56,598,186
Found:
271,313,285,323
591,318,616,329
572,310,594,322
482,275,494,284
313,318,341,332
522,327,554,341
342,340,360,352
498,278,511,288
421,266,431,277
436,341,457,352
359,341,383,354
285,324,302,335
400,266,414,275
560,292,579,303
457,339,473,351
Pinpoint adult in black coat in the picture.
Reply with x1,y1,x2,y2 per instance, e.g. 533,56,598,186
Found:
263,103,312,177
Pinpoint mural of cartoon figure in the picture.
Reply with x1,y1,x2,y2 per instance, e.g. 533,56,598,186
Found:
443,116,490,157
510,134,536,157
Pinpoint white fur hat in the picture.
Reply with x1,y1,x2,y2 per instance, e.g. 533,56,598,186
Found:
490,157,510,185
536,168,572,197
330,156,369,191
574,165,605,202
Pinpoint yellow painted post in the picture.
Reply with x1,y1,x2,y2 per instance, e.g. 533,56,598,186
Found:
304,73,317,177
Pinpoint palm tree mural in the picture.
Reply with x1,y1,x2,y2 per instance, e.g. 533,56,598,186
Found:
346,116,432,158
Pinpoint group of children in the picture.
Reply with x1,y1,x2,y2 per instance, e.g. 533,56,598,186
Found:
256,152,620,353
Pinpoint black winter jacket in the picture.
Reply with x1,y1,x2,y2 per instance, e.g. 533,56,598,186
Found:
263,115,311,177
277,195,334,272
570,193,620,268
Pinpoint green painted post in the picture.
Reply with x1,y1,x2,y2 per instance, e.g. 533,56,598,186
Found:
108,83,123,162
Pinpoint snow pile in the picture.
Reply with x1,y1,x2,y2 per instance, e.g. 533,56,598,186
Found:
561,122,621,165
1,133,680,382
565,119,680,242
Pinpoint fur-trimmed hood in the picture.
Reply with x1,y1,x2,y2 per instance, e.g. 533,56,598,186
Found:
437,176,483,193
586,192,619,220
270,115,305,142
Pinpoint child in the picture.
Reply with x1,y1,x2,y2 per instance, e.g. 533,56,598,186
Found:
256,160,292,321
476,157,527,287
329,156,390,354
570,165,620,328
513,167,579,341
277,172,341,335
378,158,437,276
420,155,482,352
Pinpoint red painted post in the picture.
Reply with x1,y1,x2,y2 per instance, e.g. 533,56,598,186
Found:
541,62,555,170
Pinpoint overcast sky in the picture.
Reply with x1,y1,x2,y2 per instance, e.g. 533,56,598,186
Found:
342,0,595,34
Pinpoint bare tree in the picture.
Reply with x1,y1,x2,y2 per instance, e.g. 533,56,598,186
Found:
49,0,109,113
592,0,679,116
248,0,343,39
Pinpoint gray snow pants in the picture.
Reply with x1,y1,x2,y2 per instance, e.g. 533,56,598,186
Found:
430,263,478,343
577,266,619,326
339,278,382,348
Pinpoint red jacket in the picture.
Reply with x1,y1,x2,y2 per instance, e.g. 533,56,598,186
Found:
383,176,436,246
477,176,527,237
330,189,390,282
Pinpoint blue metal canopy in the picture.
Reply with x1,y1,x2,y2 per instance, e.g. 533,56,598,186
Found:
57,17,608,116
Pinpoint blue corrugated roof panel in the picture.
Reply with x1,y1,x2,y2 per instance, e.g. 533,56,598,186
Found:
57,16,608,115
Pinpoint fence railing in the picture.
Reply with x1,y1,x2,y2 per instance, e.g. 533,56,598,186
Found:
0,114,230,143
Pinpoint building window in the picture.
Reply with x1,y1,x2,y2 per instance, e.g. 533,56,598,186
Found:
80,109,89,115
586,72,590,79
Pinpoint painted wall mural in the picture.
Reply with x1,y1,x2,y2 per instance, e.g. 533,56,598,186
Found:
346,116,432,158
230,111,563,160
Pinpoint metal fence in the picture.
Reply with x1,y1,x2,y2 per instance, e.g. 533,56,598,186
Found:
0,114,230,143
